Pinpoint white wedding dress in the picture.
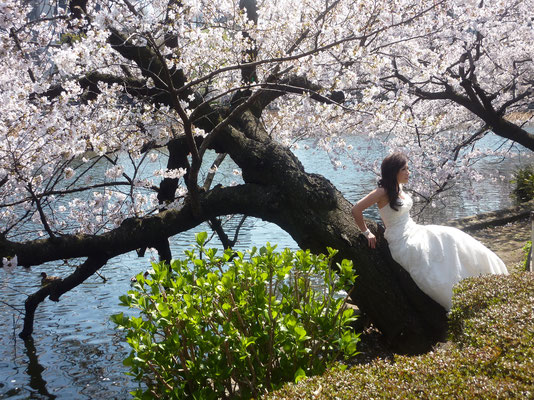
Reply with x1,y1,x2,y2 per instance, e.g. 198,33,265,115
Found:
379,192,508,310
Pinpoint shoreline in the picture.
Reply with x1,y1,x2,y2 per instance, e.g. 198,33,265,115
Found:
448,199,533,268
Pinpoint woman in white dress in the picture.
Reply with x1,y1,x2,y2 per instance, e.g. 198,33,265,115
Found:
351,152,508,310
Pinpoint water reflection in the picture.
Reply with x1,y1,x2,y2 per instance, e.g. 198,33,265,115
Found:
23,338,56,399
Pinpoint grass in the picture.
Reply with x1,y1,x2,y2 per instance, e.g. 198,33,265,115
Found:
264,271,534,399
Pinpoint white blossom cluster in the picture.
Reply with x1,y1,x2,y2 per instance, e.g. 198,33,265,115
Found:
0,0,532,240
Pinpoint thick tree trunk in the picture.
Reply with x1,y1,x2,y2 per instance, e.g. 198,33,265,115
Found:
2,108,447,352
212,111,448,354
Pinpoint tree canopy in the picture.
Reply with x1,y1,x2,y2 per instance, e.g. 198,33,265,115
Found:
1,0,533,349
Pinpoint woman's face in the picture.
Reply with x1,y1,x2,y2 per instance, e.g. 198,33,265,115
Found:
396,163,410,184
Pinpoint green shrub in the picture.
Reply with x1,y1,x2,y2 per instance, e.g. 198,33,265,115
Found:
112,233,360,399
511,165,534,202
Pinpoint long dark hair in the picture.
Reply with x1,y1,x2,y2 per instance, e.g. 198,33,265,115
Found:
378,152,407,211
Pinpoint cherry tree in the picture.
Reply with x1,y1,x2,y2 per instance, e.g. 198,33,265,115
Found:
1,0,532,352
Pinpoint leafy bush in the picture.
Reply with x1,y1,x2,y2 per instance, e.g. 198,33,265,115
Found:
511,165,534,202
112,233,360,399
266,272,534,399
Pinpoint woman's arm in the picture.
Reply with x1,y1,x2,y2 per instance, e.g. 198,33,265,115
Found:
351,188,385,249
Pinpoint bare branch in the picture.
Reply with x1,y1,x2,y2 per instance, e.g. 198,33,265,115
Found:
1,184,279,267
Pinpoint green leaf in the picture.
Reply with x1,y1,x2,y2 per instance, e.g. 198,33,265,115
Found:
156,303,170,318
285,315,297,328
110,312,125,326
221,275,233,288
294,325,308,340
122,354,134,367
131,316,144,329
195,231,208,246
118,294,132,307
207,272,219,284
294,367,306,383
326,247,338,259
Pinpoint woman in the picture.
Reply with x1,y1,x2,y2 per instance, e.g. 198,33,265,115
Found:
351,152,508,310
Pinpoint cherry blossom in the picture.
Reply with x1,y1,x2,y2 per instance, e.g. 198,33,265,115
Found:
0,0,532,244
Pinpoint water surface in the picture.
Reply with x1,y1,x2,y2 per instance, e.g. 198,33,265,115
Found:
0,133,532,399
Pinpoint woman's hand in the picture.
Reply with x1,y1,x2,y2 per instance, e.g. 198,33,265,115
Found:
363,230,377,248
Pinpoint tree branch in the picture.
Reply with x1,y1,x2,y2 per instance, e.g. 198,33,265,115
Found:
2,184,280,267
20,254,109,338
391,57,534,150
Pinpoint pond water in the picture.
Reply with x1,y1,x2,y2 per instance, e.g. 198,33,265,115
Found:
0,132,532,399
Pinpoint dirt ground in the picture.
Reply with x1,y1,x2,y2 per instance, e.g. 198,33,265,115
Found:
469,217,531,271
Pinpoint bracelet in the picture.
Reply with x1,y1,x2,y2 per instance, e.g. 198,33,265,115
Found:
362,229,371,238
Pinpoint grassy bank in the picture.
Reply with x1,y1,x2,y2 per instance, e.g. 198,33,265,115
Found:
265,271,534,399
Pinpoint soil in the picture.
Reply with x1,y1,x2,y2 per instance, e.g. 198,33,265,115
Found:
469,217,531,271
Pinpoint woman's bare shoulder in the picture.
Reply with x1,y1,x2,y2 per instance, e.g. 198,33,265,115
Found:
354,187,388,210
374,187,387,196
370,187,388,200
374,187,389,208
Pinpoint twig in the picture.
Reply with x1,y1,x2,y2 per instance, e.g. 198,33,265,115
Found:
0,299,24,314
95,270,107,282
146,360,173,393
